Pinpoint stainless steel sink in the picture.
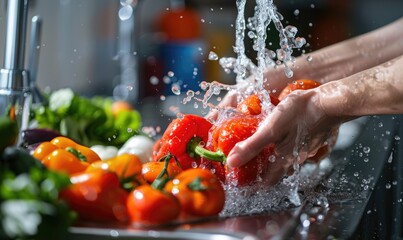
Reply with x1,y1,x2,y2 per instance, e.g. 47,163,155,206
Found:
68,114,399,239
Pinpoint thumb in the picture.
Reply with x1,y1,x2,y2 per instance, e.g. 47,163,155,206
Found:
226,124,273,168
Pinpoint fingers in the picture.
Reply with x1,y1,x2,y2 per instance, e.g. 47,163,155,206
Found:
205,91,238,120
226,114,279,167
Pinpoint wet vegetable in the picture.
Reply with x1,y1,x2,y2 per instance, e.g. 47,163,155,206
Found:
165,168,225,217
237,94,279,115
152,114,213,170
278,79,321,101
127,154,180,225
32,88,142,147
211,115,274,186
33,136,100,176
118,135,155,163
20,128,61,147
87,153,145,191
60,170,129,222
142,157,182,184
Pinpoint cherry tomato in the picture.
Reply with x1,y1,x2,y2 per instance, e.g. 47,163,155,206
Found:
278,79,321,101
142,161,182,184
59,170,129,222
237,94,280,115
87,153,145,191
126,184,180,225
165,168,225,217
87,154,142,179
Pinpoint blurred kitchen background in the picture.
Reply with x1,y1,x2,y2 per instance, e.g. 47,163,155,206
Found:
0,0,402,103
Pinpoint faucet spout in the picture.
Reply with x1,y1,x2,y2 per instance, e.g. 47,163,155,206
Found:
0,0,30,90
0,0,31,144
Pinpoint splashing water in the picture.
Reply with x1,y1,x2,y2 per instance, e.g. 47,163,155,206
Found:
202,0,309,216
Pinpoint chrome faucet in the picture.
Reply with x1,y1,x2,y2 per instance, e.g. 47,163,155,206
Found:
0,0,31,141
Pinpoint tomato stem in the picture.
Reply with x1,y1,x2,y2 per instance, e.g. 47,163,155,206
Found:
151,153,174,190
188,177,207,191
187,138,226,163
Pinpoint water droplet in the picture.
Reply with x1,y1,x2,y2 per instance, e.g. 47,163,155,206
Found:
208,51,219,61
167,71,175,77
385,183,391,189
119,5,133,21
395,135,400,141
308,22,313,27
378,122,383,128
363,146,371,154
171,84,181,95
284,67,294,78
163,76,171,84
269,155,276,162
160,95,166,101
353,172,359,177
149,76,159,85
293,9,300,16
306,55,313,62
201,19,205,23
248,31,257,39
363,158,369,163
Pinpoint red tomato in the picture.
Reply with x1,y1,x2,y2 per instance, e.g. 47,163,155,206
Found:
278,79,321,101
126,185,180,225
165,168,225,217
87,154,142,179
237,94,280,115
59,170,129,222
87,154,145,191
142,161,182,184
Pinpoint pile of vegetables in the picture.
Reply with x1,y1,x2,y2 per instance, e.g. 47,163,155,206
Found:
0,79,334,238
30,88,142,148
32,137,225,226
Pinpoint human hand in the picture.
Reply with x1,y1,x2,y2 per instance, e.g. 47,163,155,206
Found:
225,88,340,183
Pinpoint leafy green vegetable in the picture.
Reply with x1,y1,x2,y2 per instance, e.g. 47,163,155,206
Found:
0,156,75,240
32,88,142,147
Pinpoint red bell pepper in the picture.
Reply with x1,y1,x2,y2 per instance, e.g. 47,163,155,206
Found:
189,114,274,186
152,114,213,170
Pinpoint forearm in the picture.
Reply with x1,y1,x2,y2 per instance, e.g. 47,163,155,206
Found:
265,17,403,94
317,55,403,119
296,17,403,82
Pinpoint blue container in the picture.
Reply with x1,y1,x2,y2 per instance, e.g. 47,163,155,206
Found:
160,41,205,95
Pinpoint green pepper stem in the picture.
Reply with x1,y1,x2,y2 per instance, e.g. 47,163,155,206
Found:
66,147,87,162
187,138,226,163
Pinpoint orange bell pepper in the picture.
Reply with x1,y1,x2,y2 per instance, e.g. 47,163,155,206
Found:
33,136,101,175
